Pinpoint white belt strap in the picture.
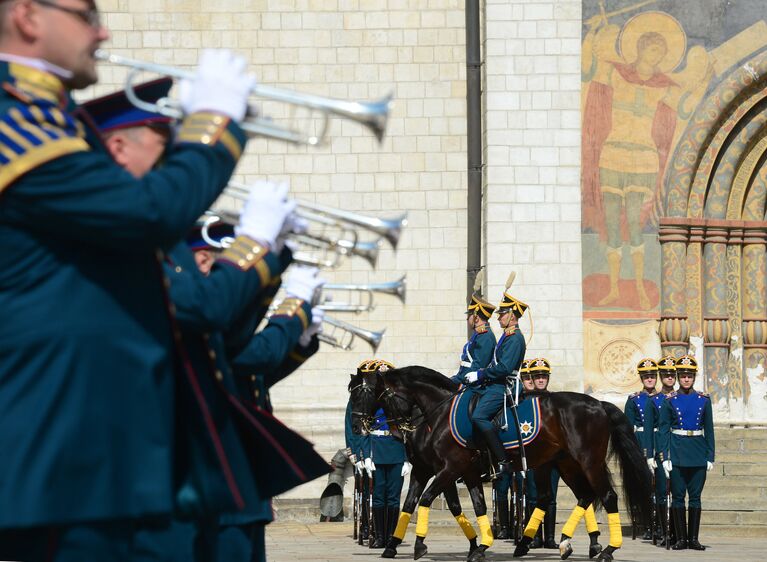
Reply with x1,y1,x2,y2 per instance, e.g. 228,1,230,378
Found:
460,360,472,368
634,427,644,433
672,429,703,437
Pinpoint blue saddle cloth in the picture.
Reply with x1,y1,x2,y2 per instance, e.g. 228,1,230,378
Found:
449,386,542,449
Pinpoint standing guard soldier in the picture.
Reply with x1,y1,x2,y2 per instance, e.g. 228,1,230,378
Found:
495,359,531,540
451,293,497,384
624,358,658,540
658,355,715,551
346,360,375,542
364,360,409,549
529,358,562,550
651,355,677,545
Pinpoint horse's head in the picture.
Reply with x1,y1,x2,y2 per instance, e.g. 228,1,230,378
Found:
348,368,380,435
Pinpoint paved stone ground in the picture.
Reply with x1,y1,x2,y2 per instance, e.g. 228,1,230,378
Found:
265,521,767,561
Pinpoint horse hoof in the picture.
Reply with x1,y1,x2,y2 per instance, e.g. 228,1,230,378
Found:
513,539,531,558
467,545,487,562
414,543,428,560
559,539,573,561
589,543,603,559
468,537,479,556
596,546,615,562
382,548,397,558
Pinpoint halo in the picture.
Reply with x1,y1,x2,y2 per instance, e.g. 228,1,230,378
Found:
619,11,686,74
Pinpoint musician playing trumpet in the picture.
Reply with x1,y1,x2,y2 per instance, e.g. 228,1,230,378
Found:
83,79,328,562
0,1,260,558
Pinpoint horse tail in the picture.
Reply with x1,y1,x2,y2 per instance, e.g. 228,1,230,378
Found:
600,400,653,528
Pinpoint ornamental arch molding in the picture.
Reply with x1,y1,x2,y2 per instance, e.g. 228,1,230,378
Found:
660,49,767,422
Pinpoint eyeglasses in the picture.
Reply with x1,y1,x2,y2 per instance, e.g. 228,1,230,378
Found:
34,0,102,28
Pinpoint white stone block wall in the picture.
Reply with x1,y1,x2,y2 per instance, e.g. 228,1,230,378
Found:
483,0,582,392
85,0,583,499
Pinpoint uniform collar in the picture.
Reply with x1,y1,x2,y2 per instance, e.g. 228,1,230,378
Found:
503,326,516,336
475,324,488,334
0,57,70,105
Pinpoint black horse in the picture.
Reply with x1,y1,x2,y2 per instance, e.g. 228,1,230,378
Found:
350,365,653,562
349,372,483,560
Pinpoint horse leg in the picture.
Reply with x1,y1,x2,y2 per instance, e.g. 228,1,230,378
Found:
513,462,553,558
382,468,428,558
462,474,491,562
412,470,455,561
585,465,622,562
442,481,480,556
555,458,599,561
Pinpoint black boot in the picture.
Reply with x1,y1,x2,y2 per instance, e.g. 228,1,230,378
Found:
671,507,687,550
476,425,508,467
360,505,369,542
371,507,386,548
387,506,400,542
543,503,557,548
687,507,706,550
642,524,653,540
656,505,669,547
496,497,510,539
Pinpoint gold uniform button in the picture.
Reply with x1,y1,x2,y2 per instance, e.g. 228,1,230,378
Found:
201,134,211,144
175,266,182,273
208,349,216,361
215,370,224,382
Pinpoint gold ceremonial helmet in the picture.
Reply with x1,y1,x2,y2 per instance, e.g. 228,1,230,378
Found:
657,355,677,374
675,354,698,374
529,357,551,376
497,272,528,318
637,357,659,376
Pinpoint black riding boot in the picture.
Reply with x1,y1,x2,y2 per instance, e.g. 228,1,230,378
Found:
360,505,369,542
371,507,386,548
496,498,510,539
671,507,687,550
656,505,669,546
476,426,510,474
543,504,557,548
687,507,706,550
387,507,400,542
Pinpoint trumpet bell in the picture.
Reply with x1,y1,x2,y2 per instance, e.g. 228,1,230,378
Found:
320,315,385,352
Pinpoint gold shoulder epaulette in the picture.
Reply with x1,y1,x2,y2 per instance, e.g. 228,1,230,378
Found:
218,236,270,283
270,297,309,330
504,326,516,336
175,112,242,160
475,325,488,334
0,103,89,193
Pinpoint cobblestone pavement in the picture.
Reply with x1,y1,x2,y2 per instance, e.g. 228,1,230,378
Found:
265,521,767,561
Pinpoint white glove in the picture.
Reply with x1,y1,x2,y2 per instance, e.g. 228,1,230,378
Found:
299,307,324,347
234,181,296,248
285,265,325,303
364,457,376,476
647,458,657,471
463,371,479,384
663,460,672,478
706,461,714,472
401,461,412,477
179,49,255,122
274,214,308,253
355,460,365,474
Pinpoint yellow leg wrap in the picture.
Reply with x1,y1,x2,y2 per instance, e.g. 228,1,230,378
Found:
523,507,546,539
561,505,586,538
607,512,623,548
454,512,478,540
415,506,430,538
477,514,494,547
584,504,598,533
393,511,412,540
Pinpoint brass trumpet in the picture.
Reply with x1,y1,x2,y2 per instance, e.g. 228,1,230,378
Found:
224,182,406,249
200,213,379,269
95,50,392,145
319,315,385,352
319,276,407,313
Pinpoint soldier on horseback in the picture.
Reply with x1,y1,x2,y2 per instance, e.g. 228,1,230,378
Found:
451,293,497,385
463,273,528,475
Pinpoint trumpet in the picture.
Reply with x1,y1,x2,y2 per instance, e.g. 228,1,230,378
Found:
95,50,392,145
319,276,407,313
319,315,385,352
224,182,407,249
201,213,380,269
